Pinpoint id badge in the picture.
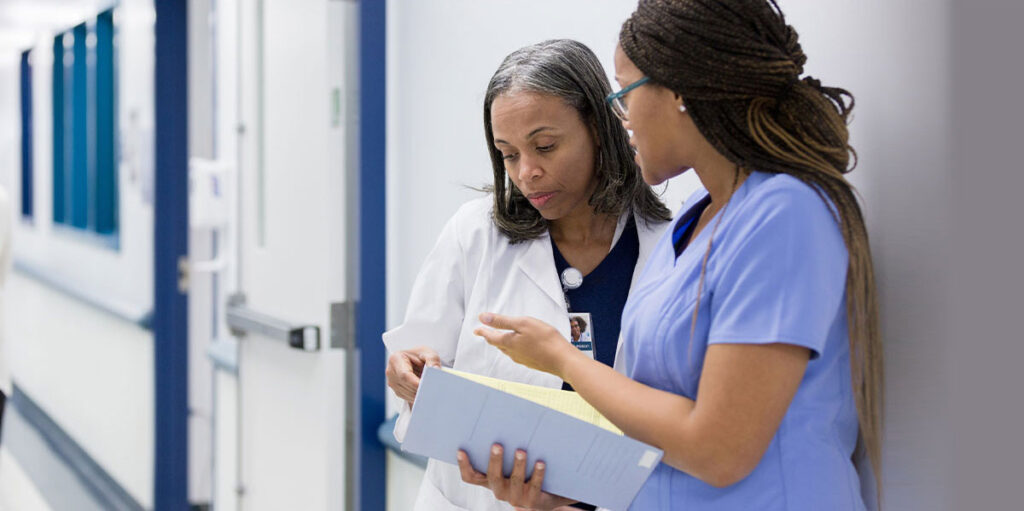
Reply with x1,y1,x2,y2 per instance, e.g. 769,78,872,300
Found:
568,312,595,359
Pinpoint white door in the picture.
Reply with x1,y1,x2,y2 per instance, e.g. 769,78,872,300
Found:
224,0,358,509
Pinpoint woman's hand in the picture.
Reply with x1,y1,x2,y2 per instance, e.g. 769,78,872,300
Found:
456,444,576,511
384,346,441,405
474,313,580,379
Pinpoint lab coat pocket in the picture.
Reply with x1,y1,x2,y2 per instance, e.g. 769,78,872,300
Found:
413,474,473,511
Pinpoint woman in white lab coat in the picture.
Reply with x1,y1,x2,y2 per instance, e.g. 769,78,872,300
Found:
382,39,672,511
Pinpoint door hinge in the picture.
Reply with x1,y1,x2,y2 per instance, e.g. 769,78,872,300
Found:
177,256,189,293
330,300,357,350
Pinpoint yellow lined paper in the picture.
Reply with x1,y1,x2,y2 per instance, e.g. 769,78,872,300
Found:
445,368,622,435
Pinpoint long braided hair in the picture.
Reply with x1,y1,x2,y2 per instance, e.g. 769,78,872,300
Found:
620,0,883,501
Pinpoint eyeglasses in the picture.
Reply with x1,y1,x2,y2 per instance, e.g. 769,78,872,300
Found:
606,76,651,121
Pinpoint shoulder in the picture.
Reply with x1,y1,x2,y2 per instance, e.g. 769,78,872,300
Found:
735,172,841,231
444,195,509,253
445,196,494,234
720,172,846,260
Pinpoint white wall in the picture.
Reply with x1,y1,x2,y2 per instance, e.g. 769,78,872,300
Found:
6,272,154,508
0,0,157,507
11,1,155,319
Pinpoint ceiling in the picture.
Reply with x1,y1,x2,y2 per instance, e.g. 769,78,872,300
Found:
0,0,115,53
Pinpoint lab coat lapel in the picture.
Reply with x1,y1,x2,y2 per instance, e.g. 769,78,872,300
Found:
515,234,566,311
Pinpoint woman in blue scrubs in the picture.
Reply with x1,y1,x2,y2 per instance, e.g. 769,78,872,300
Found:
459,1,884,510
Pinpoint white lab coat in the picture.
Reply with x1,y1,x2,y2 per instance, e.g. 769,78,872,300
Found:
383,196,669,511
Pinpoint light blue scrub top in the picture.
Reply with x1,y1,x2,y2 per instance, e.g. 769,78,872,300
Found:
620,171,866,510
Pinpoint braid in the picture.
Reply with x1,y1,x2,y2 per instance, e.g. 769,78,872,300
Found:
622,0,884,506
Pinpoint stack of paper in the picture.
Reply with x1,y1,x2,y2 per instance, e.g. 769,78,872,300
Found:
401,367,663,511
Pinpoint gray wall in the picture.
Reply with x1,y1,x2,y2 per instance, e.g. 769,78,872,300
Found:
949,1,1024,509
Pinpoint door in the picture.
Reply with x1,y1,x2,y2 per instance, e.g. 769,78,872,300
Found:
227,0,358,509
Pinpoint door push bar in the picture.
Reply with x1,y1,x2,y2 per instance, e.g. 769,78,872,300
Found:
226,294,320,351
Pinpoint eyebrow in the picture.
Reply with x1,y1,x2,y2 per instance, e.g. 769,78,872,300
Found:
494,126,556,145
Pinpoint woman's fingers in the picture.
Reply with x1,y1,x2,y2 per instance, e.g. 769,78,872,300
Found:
525,460,546,504
508,449,528,504
479,312,526,332
456,450,487,487
486,444,507,500
474,328,514,351
415,348,442,369
386,350,434,403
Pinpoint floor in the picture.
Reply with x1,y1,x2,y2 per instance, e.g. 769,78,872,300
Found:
0,406,52,511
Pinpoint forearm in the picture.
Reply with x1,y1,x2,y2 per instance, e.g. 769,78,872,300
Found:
560,352,730,484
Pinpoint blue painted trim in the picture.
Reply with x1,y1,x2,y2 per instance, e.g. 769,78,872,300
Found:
8,384,145,511
359,1,387,510
377,416,428,469
20,50,33,220
154,1,190,510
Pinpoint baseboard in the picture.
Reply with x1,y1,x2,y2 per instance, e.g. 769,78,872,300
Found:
7,384,145,511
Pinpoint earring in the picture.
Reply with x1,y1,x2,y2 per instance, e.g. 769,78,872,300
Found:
678,105,687,113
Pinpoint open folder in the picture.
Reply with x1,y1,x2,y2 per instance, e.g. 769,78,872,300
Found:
401,367,663,511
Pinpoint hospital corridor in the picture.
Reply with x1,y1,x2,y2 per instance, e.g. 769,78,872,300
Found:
0,0,1021,510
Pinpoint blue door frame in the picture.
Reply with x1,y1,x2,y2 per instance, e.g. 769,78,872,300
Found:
153,1,189,510
358,1,387,510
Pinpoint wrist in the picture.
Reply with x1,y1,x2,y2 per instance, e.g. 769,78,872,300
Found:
556,345,587,385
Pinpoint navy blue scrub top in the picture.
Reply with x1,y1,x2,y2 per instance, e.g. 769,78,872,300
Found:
551,214,639,373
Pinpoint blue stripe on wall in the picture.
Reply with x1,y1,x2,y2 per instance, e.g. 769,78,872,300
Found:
95,10,117,235
52,35,65,224
20,50,33,219
358,1,387,510
71,23,88,230
154,1,189,510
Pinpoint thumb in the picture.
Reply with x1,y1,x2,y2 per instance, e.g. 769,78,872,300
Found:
417,349,442,368
478,312,521,331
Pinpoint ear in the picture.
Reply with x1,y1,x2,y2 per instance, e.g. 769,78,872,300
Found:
674,93,686,111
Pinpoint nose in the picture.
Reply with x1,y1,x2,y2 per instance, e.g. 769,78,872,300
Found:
515,153,543,182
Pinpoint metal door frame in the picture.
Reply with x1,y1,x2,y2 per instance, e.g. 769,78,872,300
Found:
154,1,189,509
357,1,387,510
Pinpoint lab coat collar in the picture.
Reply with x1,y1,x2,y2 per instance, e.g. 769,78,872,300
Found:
515,231,567,311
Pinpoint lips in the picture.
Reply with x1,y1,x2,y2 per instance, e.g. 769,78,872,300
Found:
526,191,556,208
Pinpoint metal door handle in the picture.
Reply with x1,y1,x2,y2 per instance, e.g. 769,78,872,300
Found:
226,295,320,351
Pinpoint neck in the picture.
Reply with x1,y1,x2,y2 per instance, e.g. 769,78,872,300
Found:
548,204,617,246
692,150,745,207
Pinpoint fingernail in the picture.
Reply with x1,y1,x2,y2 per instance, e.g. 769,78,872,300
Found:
480,313,494,324
491,445,501,455
515,450,525,460
456,451,465,461
536,461,545,470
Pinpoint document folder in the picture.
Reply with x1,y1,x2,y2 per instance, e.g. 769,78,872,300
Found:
401,367,663,511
